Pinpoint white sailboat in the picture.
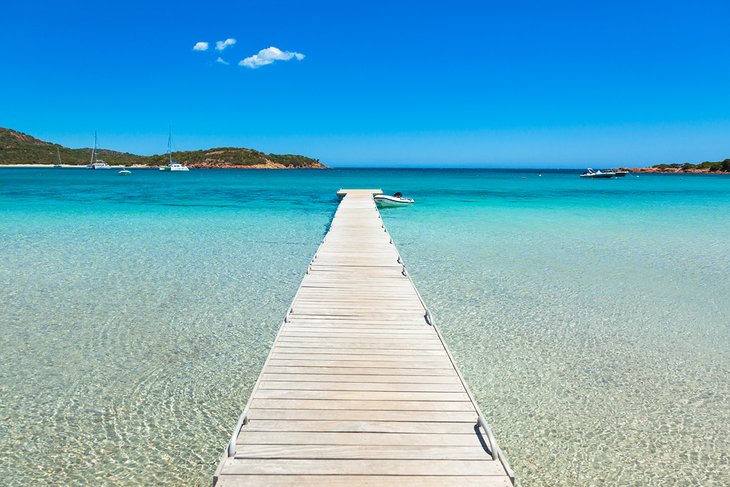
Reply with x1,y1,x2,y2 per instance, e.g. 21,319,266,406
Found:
159,129,189,171
87,132,111,169
54,148,62,168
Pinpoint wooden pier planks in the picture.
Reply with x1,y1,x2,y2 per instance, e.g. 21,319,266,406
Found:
214,190,514,486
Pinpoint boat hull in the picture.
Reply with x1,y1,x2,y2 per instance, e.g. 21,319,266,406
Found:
160,165,189,171
580,173,614,178
374,196,414,208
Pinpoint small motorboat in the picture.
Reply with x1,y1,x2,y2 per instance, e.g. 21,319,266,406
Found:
375,192,414,208
119,169,131,176
613,169,629,177
580,168,615,179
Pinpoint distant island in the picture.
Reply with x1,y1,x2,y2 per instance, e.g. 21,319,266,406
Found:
627,159,730,174
0,127,327,169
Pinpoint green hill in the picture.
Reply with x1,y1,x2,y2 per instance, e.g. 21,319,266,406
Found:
0,127,326,168
143,148,325,168
0,127,142,165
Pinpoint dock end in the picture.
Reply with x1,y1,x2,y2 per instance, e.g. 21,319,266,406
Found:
337,188,383,199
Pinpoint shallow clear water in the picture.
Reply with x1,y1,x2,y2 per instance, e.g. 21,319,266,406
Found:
0,168,728,485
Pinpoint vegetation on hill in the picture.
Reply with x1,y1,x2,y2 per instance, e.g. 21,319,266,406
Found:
652,159,730,172
144,147,325,168
267,153,327,168
0,127,326,168
0,127,141,165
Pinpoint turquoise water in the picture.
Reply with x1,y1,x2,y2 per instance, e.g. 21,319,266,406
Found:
0,168,728,485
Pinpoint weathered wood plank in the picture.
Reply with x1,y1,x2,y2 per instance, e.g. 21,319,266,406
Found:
236,431,484,446
268,353,450,363
272,347,447,356
216,476,513,487
249,399,475,411
234,444,489,460
243,419,479,434
219,458,505,476
285,316,427,322
277,334,435,342
280,327,433,335
257,381,465,392
253,390,471,402
265,359,453,369
246,409,478,422
261,373,462,384
274,340,443,350
264,366,458,376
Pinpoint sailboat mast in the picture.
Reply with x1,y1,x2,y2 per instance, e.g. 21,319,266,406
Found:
56,148,61,165
168,127,173,164
90,131,97,164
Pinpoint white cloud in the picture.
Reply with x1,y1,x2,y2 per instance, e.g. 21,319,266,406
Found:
216,38,237,51
239,46,305,69
193,41,209,51
215,57,229,65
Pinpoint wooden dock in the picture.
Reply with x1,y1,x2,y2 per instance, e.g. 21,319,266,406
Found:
214,189,514,486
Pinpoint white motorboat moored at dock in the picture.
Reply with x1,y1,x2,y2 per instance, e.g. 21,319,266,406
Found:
374,192,414,207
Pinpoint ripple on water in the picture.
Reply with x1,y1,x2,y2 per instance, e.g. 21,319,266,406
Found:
1,169,728,485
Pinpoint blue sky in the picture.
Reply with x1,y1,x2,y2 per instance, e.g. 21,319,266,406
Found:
1,0,728,167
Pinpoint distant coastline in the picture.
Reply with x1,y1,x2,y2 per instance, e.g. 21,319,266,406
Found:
0,127,327,169
0,163,327,170
626,159,730,175
626,168,730,175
